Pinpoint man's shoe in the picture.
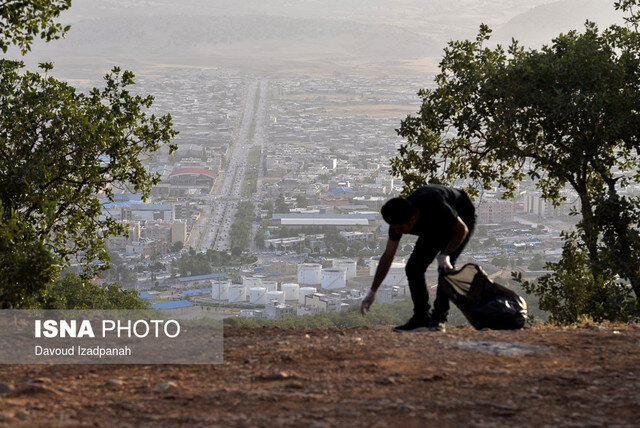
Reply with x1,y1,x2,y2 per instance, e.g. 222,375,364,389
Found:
428,321,446,332
393,316,429,333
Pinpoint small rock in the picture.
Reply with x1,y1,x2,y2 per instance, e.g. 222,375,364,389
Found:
107,379,124,386
376,377,396,385
260,372,290,381
284,381,304,390
12,383,63,396
14,411,28,420
422,374,445,382
0,412,15,421
34,377,52,384
153,382,177,393
0,382,14,393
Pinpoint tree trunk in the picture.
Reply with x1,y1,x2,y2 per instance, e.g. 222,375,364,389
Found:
578,193,600,269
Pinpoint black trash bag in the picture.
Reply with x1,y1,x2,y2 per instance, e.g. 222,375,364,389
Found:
439,263,527,330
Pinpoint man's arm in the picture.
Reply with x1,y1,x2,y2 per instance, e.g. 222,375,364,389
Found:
361,239,399,315
443,216,469,256
437,216,469,272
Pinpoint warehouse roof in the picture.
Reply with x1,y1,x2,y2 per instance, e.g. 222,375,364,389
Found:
282,218,369,226
178,273,228,282
181,288,211,295
152,300,193,310
331,187,355,194
168,167,216,179
272,213,375,226
138,291,154,300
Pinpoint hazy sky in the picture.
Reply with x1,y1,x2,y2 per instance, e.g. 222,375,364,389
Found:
14,0,626,77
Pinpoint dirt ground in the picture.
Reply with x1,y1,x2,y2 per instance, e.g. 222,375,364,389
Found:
0,325,638,427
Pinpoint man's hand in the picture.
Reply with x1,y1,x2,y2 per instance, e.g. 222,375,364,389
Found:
437,254,454,273
360,289,376,316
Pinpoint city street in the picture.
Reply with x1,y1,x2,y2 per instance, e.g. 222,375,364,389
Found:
189,79,268,252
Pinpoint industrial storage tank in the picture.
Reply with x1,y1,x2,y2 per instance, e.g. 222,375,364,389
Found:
211,279,230,300
297,263,322,285
382,262,409,286
332,258,357,279
266,290,285,304
370,256,406,277
249,287,267,305
321,268,346,289
298,287,317,305
242,276,263,288
262,280,278,292
281,283,300,301
228,285,247,303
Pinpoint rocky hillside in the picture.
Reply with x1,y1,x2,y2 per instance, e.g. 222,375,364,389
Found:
0,325,638,426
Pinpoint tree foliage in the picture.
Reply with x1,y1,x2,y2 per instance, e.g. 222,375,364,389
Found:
46,272,149,310
0,0,71,54
0,61,177,306
391,4,640,322
0,1,177,307
519,232,637,324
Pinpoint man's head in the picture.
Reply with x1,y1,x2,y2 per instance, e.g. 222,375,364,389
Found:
381,197,418,234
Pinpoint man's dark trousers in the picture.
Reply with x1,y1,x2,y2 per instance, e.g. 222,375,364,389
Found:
404,210,476,322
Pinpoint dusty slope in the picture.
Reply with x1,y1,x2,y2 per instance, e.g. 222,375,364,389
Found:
0,325,638,427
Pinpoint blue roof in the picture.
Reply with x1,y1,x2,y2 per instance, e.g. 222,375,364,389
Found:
331,187,355,194
181,288,210,295
262,272,280,276
152,300,193,310
253,267,263,271
101,200,132,209
113,194,143,202
178,273,228,282
138,291,153,300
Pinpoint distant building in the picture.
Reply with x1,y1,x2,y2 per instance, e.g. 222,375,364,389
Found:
106,220,140,250
265,302,294,319
376,285,410,303
143,221,172,243
271,213,375,227
477,199,515,224
171,220,187,244
522,194,578,219
305,293,342,312
177,273,228,288
166,167,216,195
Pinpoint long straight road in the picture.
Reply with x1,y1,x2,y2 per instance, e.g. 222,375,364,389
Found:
189,79,268,253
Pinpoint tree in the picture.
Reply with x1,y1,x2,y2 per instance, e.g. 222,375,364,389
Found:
0,0,71,54
171,241,184,252
348,240,365,255
0,2,177,307
47,272,148,310
529,254,546,271
391,3,640,322
274,195,289,213
297,195,308,208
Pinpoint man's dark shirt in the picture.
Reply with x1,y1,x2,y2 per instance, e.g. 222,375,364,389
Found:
388,185,474,242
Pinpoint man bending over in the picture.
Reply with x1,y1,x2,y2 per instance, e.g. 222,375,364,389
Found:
360,184,476,332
